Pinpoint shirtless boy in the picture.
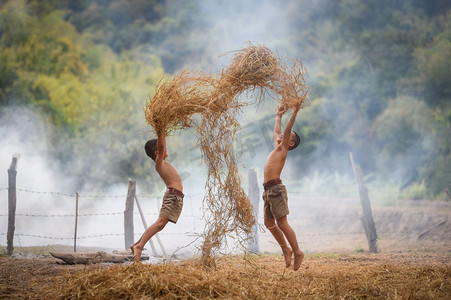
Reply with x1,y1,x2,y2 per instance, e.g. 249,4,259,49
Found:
130,133,183,262
263,100,304,271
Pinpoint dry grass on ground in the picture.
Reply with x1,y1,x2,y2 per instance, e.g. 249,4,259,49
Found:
22,253,449,299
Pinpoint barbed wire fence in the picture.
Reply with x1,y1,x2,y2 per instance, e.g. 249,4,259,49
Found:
2,151,450,257
0,186,358,249
2,185,449,257
0,185,207,255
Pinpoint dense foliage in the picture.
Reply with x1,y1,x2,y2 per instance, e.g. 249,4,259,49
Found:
0,0,449,198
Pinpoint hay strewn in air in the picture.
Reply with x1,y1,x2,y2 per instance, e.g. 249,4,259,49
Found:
145,43,309,266
217,44,308,108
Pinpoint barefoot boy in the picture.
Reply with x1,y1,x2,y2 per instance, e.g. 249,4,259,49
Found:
130,133,183,262
263,100,304,271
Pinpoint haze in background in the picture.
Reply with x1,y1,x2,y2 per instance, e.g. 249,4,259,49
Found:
2,0,447,254
0,0,365,253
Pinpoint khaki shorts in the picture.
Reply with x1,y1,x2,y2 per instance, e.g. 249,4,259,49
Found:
262,183,289,220
159,190,183,223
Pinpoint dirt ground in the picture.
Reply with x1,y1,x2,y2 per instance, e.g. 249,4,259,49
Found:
1,250,450,299
1,198,450,299
0,256,81,299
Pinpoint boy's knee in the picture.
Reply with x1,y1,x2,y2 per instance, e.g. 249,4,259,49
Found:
156,223,166,232
277,223,287,231
155,218,168,231
276,217,288,229
264,219,276,229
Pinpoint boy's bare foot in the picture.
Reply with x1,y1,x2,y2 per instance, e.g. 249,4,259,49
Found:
281,246,293,268
293,251,304,271
131,244,143,263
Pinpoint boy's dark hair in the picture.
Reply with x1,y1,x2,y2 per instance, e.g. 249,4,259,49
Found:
144,139,158,161
289,131,301,151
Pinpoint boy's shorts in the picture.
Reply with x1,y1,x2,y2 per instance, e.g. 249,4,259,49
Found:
262,183,289,220
159,188,184,223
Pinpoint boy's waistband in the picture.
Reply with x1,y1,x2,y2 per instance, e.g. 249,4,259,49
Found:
167,188,184,198
263,178,282,189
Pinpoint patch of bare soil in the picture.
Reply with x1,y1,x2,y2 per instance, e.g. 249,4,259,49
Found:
0,256,94,299
0,245,111,299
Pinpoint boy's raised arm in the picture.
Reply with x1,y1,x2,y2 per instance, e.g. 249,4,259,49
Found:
273,105,287,146
155,132,166,168
282,100,302,147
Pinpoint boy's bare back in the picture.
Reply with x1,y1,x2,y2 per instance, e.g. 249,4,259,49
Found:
155,133,183,191
156,160,183,191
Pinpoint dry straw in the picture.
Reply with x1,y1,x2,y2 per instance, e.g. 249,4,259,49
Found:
40,254,451,299
145,43,309,266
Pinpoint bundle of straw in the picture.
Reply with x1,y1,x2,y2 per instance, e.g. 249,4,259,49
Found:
275,59,309,108
145,44,308,136
219,44,281,96
145,71,216,135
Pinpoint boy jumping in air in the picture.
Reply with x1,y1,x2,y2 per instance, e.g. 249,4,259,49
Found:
263,100,304,271
130,133,184,262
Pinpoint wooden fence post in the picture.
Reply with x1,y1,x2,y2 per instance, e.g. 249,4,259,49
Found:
349,152,378,253
74,192,79,252
445,185,451,200
248,168,260,253
124,178,135,250
7,154,19,256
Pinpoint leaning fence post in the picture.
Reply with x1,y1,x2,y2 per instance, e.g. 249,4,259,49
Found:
134,195,158,256
74,192,79,252
445,185,451,200
349,152,378,253
124,178,135,250
248,168,260,253
7,154,20,256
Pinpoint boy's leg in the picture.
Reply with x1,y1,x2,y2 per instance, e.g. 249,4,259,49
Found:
264,218,293,268
131,216,169,262
276,216,304,271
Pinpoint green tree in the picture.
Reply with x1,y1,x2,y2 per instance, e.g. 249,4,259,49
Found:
371,96,434,187
411,13,451,107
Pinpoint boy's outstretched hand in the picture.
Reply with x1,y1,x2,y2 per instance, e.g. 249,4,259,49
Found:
294,98,303,112
276,105,287,116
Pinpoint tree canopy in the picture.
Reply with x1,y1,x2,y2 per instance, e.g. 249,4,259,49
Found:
0,0,449,198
